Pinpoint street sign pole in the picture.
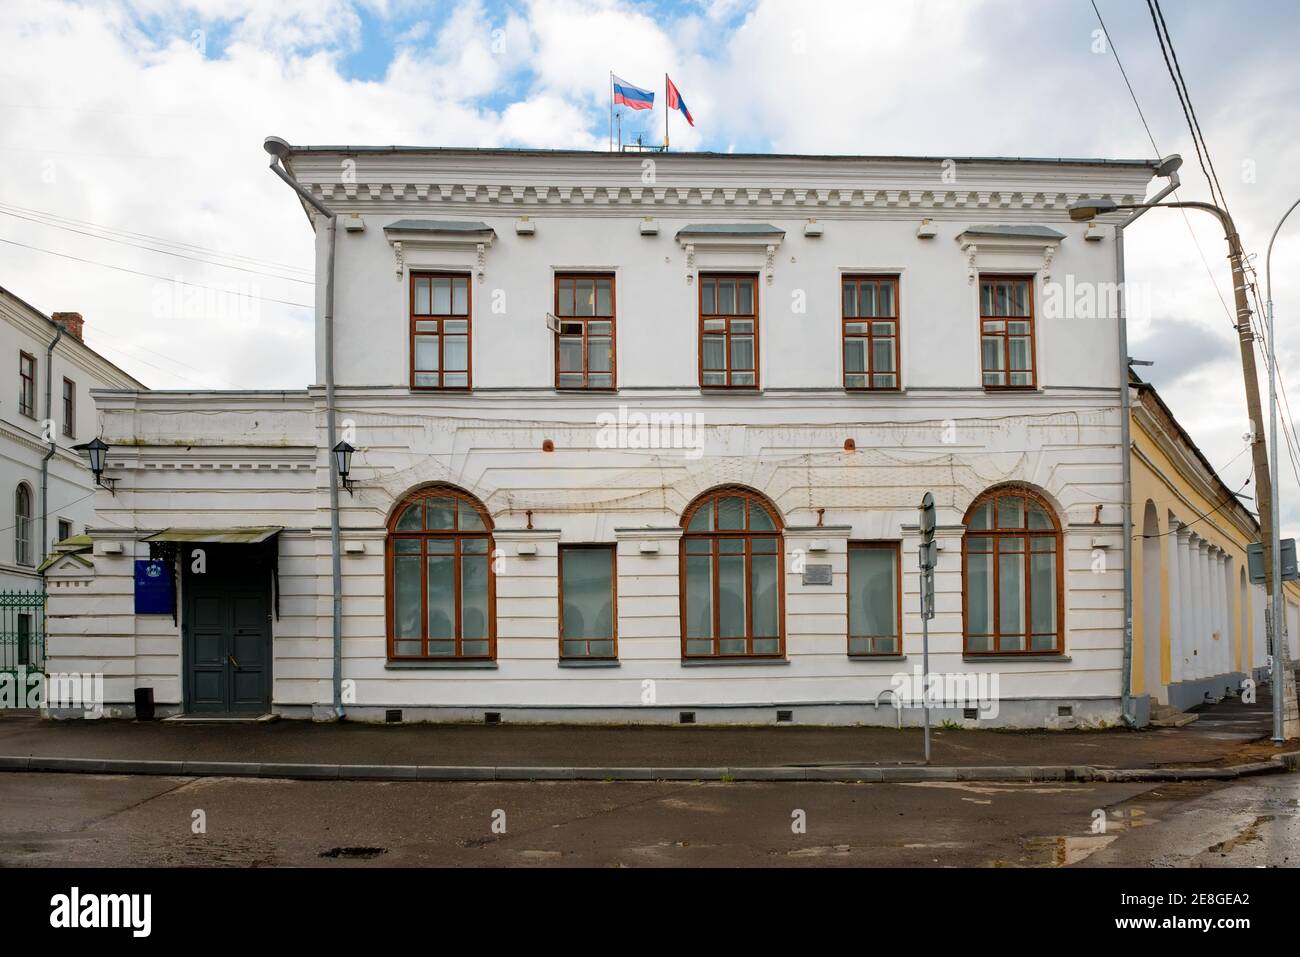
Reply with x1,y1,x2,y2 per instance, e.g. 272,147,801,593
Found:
918,493,936,765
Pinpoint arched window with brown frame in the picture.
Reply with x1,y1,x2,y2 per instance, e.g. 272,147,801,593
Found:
386,485,494,660
680,487,784,658
962,485,1062,655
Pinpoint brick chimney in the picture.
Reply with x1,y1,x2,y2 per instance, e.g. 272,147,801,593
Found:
51,311,84,341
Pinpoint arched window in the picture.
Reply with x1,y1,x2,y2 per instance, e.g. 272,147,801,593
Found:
680,487,784,658
386,486,494,660
963,485,1062,654
14,484,32,567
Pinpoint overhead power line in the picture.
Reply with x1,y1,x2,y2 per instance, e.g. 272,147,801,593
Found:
0,236,314,309
0,207,313,285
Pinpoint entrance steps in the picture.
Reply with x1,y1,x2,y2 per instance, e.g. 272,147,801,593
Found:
1149,702,1199,728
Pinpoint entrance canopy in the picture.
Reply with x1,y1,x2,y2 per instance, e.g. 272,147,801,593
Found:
141,527,283,545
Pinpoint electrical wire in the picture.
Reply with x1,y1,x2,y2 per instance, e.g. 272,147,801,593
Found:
0,236,314,309
0,207,314,285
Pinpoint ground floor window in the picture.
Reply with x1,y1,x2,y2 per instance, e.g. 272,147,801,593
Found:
680,488,784,658
848,542,900,655
387,486,494,660
559,545,617,659
963,486,1062,654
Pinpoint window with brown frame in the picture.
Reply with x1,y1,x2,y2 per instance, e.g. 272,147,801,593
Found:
386,486,494,660
18,352,35,418
410,273,471,389
554,275,615,389
681,487,783,658
559,544,617,659
699,274,758,388
842,276,899,390
848,541,901,655
61,377,75,438
962,486,1062,655
979,276,1035,388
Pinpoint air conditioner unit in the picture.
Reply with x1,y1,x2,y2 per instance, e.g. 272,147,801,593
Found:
545,312,561,334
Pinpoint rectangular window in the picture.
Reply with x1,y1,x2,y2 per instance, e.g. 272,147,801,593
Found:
842,276,899,390
699,274,758,388
554,275,615,389
57,518,72,543
61,377,75,438
848,542,901,655
410,273,471,389
559,545,617,659
18,352,35,418
979,276,1035,388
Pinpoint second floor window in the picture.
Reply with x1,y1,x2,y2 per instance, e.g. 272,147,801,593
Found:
554,275,615,389
18,352,35,418
980,276,1035,388
700,274,758,388
62,377,75,437
411,273,470,389
843,276,900,390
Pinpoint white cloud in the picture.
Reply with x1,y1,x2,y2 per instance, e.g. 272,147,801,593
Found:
2,0,1299,538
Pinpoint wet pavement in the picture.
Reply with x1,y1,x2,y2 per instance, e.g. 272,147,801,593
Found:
0,768,1295,867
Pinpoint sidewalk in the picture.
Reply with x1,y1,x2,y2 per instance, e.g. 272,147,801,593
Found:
1,694,1294,784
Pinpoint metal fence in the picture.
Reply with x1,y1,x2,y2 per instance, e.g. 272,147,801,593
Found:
0,591,45,674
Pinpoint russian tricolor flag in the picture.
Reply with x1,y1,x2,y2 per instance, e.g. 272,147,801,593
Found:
612,75,654,110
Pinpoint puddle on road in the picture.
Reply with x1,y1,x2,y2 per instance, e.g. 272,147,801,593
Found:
1021,835,1118,866
1206,815,1273,854
902,781,1093,796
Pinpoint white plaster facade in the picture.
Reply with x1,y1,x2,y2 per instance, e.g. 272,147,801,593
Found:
0,286,145,595
44,147,1163,726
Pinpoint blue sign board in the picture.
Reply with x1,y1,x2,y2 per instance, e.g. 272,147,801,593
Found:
134,559,174,615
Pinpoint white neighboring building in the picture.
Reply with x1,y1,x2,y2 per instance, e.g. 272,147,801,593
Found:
45,146,1167,726
0,286,145,669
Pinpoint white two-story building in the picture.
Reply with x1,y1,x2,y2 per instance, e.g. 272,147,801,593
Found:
44,145,1168,726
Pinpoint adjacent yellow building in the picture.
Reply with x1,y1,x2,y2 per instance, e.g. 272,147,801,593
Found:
1131,375,1300,711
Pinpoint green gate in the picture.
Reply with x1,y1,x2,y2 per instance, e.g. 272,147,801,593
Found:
0,591,45,675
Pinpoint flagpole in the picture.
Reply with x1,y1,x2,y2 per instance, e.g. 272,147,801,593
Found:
609,71,613,152
664,73,669,150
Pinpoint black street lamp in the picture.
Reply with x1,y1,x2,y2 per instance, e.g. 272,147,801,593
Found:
73,437,116,494
332,441,355,496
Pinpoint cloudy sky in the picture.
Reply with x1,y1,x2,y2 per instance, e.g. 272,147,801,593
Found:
3,0,1300,537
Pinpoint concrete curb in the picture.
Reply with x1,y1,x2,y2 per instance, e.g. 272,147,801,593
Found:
0,752,1296,784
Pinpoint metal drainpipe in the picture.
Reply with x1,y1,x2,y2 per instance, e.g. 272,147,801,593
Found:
1116,168,1181,727
40,322,63,583
263,138,344,720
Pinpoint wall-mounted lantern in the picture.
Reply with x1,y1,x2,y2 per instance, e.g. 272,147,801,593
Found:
332,441,355,496
73,437,116,495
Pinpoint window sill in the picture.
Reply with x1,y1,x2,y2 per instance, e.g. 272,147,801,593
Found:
681,657,789,667
554,388,618,394
848,654,908,662
699,386,761,392
962,654,1071,662
558,659,620,668
385,659,498,670
981,386,1040,394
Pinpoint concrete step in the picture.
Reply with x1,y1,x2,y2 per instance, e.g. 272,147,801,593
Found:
1150,712,1200,728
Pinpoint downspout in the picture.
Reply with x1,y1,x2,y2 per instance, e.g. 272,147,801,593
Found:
1116,162,1182,727
40,322,63,583
263,137,344,720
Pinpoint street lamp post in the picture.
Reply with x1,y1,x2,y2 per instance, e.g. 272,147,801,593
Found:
1070,197,1281,739
1265,198,1300,741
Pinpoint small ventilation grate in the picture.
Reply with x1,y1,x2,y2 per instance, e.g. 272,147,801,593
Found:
963,707,978,720
484,711,501,725
1057,705,1073,717
776,709,793,723
679,711,696,725
385,709,402,723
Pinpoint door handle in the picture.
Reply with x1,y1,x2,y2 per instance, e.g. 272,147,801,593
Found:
228,653,240,670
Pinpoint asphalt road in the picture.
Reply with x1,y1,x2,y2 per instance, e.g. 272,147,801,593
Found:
1,770,1296,867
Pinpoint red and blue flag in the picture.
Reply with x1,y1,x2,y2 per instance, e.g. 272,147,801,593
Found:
666,74,693,126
